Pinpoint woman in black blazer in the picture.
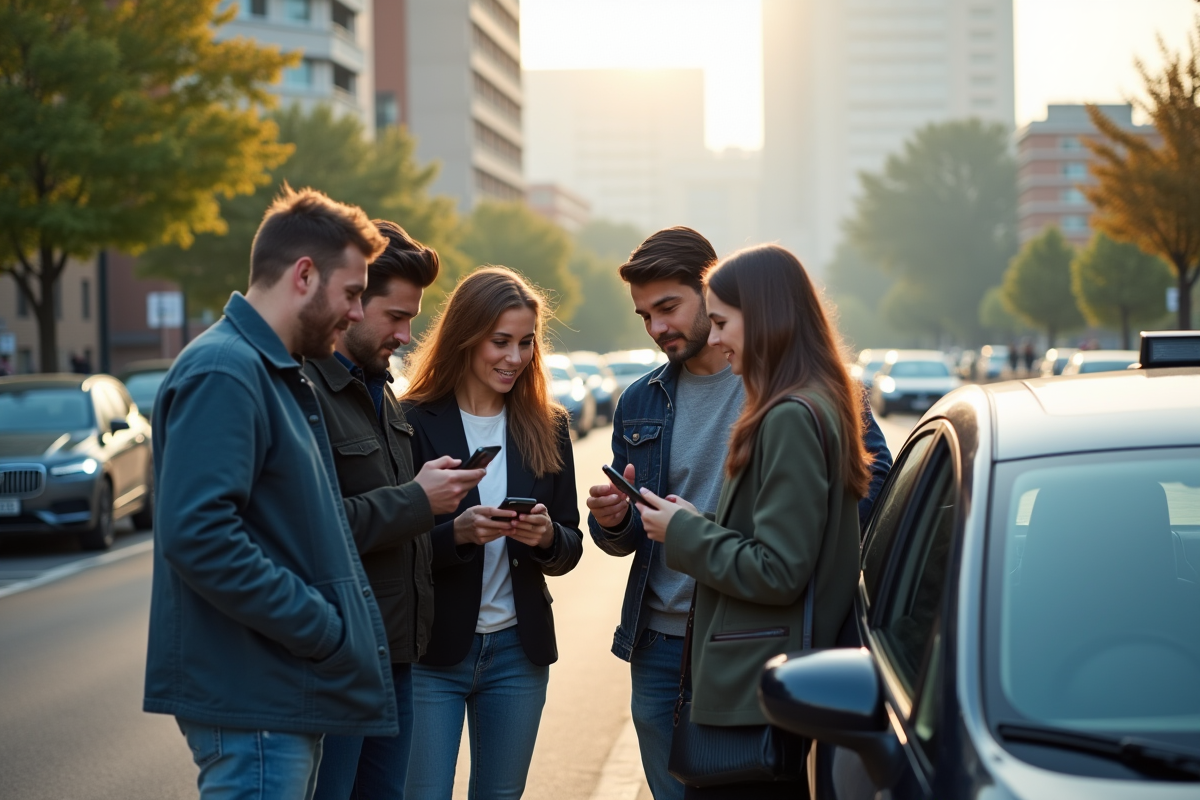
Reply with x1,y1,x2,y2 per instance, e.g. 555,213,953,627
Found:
401,267,583,800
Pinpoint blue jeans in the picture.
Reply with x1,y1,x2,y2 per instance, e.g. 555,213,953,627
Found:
630,628,688,800
176,719,323,800
406,625,549,800
314,663,414,800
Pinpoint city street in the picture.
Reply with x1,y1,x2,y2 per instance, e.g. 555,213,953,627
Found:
0,413,917,800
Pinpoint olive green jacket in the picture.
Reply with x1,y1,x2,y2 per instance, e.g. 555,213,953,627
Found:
664,393,861,726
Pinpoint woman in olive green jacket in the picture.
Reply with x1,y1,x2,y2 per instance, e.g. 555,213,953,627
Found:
638,244,873,799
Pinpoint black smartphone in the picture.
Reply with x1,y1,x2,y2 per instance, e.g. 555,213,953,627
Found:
602,464,643,504
460,445,501,470
492,496,538,522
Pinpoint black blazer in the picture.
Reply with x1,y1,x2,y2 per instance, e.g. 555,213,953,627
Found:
404,395,583,667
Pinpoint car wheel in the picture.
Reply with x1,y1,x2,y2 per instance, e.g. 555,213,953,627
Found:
80,480,115,551
877,400,889,418
132,468,154,530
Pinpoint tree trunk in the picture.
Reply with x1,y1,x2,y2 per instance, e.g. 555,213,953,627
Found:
36,265,59,373
1120,307,1131,351
1177,267,1193,331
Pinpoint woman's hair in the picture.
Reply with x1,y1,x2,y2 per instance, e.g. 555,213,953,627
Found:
707,245,871,497
403,266,567,476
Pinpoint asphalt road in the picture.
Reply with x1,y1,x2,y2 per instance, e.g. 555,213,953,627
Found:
0,414,918,800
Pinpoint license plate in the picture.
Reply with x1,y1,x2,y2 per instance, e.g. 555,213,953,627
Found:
912,397,932,411
0,498,19,516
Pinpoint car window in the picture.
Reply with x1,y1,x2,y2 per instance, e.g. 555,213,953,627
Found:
574,364,599,376
862,433,936,605
1077,360,1134,374
0,387,93,431
608,362,651,377
874,441,956,696
889,361,950,378
549,367,571,381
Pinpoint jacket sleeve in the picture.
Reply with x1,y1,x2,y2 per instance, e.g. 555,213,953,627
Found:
530,419,584,576
664,404,827,606
587,392,644,557
404,418,478,571
341,481,434,555
155,372,343,661
859,400,893,527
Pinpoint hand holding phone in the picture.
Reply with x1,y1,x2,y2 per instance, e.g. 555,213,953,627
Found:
602,464,642,504
460,445,501,471
492,496,538,522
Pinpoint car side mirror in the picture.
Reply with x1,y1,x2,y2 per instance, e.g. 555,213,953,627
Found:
110,418,131,433
760,648,905,789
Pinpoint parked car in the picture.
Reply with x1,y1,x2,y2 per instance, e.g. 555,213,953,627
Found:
0,374,154,550
850,349,887,390
603,349,662,394
569,351,620,424
760,331,1200,799
978,344,1011,379
546,354,596,437
869,350,961,417
117,358,174,419
1061,349,1139,376
1038,347,1080,377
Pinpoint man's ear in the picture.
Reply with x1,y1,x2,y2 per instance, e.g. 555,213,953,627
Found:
291,256,317,296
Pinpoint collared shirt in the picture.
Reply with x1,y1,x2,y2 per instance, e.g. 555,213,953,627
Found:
333,350,390,423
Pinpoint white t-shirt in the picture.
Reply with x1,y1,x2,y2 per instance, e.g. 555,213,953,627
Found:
460,407,518,634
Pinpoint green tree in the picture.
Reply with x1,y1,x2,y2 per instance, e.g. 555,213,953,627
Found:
1085,19,1200,329
458,201,578,322
552,248,646,353
575,219,645,262
0,0,291,371
1000,227,1085,344
978,285,1030,339
1071,233,1173,348
142,104,463,313
845,119,1018,342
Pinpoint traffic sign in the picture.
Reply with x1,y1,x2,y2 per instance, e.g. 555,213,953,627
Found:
147,291,183,329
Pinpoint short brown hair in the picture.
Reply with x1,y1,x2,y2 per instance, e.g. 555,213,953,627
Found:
249,185,387,288
617,226,717,292
362,220,440,304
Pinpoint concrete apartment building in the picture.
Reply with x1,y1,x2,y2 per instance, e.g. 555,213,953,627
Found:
760,0,1015,272
376,0,525,208
527,184,591,233
0,263,99,375
524,69,760,255
1016,104,1154,247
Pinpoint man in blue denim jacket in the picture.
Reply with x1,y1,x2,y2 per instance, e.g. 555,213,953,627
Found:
145,188,398,800
586,228,893,799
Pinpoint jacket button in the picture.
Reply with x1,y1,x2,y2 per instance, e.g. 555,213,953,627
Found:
632,432,640,441
377,646,386,657
362,587,371,598
512,558,519,567
308,414,319,424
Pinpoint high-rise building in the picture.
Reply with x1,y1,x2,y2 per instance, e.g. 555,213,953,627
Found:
217,0,376,132
376,0,525,208
1016,104,1154,247
760,0,1015,272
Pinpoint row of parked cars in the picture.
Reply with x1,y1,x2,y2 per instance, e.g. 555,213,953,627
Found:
545,349,667,437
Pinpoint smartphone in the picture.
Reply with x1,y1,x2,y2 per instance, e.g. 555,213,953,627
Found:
460,445,501,470
493,496,538,522
602,464,643,504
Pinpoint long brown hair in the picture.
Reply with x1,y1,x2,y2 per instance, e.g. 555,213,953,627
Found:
708,245,871,497
403,267,567,476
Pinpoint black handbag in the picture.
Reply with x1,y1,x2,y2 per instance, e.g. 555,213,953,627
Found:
666,394,838,788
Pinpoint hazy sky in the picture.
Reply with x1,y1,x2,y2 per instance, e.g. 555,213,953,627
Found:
521,0,1197,151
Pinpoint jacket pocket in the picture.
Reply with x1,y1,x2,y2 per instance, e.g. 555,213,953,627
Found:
622,422,662,448
710,626,790,642
621,422,663,489
335,436,382,457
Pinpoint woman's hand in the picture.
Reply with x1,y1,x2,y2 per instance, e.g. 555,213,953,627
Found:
453,505,513,546
636,488,698,543
506,503,555,549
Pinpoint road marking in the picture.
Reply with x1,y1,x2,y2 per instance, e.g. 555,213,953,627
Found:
589,717,646,800
0,539,154,600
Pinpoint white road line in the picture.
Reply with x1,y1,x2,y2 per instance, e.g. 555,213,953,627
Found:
589,717,646,800
0,539,155,600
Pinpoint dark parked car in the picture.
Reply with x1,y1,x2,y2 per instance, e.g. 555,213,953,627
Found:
546,354,596,437
761,331,1200,799
0,374,154,550
117,358,174,419
569,351,620,424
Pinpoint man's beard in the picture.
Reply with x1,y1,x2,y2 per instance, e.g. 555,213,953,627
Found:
295,287,344,360
343,323,396,375
657,306,711,364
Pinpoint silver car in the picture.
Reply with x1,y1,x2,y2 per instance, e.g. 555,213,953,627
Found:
0,374,154,550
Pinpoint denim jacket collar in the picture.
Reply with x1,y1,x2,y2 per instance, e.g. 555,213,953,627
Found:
222,292,301,373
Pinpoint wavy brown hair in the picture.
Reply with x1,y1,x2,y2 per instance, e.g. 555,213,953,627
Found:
708,245,871,497
403,267,567,476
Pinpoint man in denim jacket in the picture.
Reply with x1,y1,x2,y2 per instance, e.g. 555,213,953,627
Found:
587,228,893,799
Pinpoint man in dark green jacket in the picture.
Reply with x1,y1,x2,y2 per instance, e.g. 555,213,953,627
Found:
306,221,485,800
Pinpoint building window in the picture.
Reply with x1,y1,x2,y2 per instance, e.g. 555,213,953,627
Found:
1061,188,1086,205
376,92,398,129
332,63,356,96
284,0,310,22
473,71,521,126
970,75,993,87
82,279,91,320
476,0,519,40
970,53,993,65
472,23,520,83
18,348,33,374
283,58,314,88
1063,162,1088,179
474,168,522,202
1060,136,1082,150
474,120,522,168
249,0,267,17
1061,215,1088,232
16,285,28,318
331,1,355,33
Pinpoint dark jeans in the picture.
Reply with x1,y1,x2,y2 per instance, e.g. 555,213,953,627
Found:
313,663,415,800
630,628,688,800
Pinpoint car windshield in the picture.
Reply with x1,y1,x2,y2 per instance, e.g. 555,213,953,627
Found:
549,367,571,381
608,362,652,377
123,372,168,413
889,360,950,378
986,449,1200,753
0,387,93,432
573,363,599,376
1078,360,1134,374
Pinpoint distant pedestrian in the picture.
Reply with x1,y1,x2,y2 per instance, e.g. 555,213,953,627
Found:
144,186,396,800
0,355,10,376
1008,342,1020,375
69,351,90,374
307,221,484,800
1023,341,1036,374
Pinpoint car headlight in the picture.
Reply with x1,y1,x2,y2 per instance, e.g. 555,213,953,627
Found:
877,376,897,395
551,380,573,396
601,378,616,394
570,384,588,402
51,458,98,476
